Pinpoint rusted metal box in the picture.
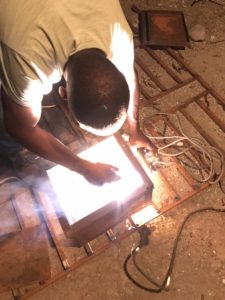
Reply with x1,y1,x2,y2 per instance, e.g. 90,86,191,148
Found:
139,9,189,49
47,134,154,247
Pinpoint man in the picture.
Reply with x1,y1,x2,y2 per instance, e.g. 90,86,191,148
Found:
0,0,149,185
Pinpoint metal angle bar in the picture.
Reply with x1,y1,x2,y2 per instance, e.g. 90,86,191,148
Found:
106,229,117,241
84,243,94,256
143,46,183,83
180,108,225,157
166,49,195,76
135,55,167,91
12,288,21,300
168,90,208,113
196,98,225,133
142,77,196,104
166,49,225,107
158,182,208,214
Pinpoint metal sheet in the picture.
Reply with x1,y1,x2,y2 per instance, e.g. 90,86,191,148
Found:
139,10,189,49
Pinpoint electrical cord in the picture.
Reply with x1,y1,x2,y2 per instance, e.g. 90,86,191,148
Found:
124,206,225,293
142,113,224,184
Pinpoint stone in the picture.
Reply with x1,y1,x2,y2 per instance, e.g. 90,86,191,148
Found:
189,24,206,42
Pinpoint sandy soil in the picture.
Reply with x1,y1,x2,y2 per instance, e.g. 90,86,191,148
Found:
2,1,225,299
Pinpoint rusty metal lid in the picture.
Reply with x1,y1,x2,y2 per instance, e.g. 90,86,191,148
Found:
139,9,189,49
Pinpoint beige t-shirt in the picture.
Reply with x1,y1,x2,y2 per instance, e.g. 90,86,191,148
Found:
0,0,134,107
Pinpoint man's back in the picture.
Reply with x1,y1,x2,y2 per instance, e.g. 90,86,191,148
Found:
0,0,133,106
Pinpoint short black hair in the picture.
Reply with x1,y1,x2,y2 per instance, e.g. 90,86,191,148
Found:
66,49,130,131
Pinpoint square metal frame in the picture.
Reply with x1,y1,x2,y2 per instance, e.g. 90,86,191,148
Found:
47,133,154,247
139,9,189,49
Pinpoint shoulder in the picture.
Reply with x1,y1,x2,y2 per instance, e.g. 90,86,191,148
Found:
0,43,44,106
1,88,42,128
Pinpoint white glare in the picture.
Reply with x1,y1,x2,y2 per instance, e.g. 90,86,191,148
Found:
131,205,159,227
110,22,134,84
47,136,145,225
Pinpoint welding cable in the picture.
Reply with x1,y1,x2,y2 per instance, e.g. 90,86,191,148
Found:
124,245,164,293
142,113,224,184
123,206,225,293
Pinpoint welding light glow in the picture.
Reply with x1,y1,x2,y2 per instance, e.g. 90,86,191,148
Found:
47,136,146,225
131,205,159,227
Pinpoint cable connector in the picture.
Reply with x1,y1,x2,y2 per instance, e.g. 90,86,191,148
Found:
137,225,151,248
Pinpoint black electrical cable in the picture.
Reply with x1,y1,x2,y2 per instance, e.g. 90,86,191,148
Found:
132,250,164,289
123,206,225,293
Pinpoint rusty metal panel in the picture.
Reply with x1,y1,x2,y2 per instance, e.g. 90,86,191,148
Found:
139,9,189,49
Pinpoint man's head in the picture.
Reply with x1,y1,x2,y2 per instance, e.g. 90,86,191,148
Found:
65,49,130,136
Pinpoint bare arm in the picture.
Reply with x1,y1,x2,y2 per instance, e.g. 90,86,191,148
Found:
126,68,140,133
126,69,157,154
126,69,152,149
1,89,119,185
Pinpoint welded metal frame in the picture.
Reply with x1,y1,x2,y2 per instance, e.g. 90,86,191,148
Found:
48,133,154,247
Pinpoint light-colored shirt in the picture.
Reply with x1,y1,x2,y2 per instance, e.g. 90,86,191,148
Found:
0,0,134,107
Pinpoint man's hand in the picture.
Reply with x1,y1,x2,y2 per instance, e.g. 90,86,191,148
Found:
129,128,156,151
125,69,156,153
129,130,149,148
2,89,122,186
81,161,120,186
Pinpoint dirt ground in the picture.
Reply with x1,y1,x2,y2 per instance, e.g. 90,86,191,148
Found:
2,1,225,299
